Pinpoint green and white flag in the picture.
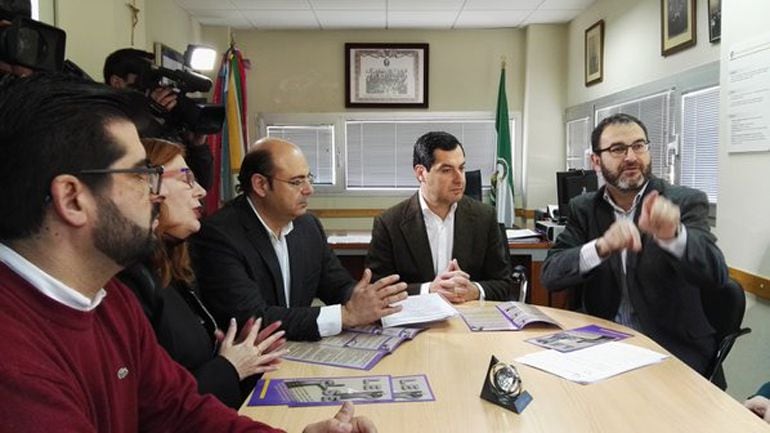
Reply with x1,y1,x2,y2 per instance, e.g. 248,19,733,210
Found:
494,66,514,227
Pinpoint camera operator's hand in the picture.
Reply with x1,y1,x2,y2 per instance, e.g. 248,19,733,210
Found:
149,87,178,112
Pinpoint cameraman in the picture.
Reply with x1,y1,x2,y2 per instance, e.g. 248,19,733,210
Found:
0,0,45,77
103,48,213,190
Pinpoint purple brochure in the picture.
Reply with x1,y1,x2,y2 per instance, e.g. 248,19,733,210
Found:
286,375,394,407
526,324,633,352
247,379,292,406
391,374,435,402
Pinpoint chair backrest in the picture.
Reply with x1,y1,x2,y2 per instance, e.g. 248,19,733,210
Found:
701,278,751,389
464,170,482,201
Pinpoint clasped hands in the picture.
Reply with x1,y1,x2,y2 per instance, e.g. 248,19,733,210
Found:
428,259,479,304
595,191,680,258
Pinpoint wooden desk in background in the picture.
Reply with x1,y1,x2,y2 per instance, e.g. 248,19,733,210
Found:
239,305,766,432
327,231,570,308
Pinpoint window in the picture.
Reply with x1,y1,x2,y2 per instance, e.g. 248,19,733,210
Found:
345,120,503,190
266,125,335,185
260,113,517,194
565,117,591,170
595,91,673,180
680,86,720,204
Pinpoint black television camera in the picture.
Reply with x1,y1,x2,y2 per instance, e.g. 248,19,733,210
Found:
133,62,225,135
0,0,66,72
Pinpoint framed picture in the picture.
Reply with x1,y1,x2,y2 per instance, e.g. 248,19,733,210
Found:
660,0,697,56
584,20,604,86
345,43,429,108
708,0,721,43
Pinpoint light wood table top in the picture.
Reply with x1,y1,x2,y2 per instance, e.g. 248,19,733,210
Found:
239,304,767,432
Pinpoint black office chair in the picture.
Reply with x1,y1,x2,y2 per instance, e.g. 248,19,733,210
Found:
701,278,752,390
464,169,482,202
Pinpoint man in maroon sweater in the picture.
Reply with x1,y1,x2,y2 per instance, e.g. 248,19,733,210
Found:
0,74,376,433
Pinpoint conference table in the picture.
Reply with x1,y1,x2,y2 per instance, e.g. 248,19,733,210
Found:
239,304,768,432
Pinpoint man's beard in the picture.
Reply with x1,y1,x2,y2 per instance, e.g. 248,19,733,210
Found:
93,195,159,268
601,160,652,193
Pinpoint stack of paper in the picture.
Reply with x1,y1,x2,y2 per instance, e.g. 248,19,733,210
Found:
515,342,668,384
505,228,542,241
381,293,458,328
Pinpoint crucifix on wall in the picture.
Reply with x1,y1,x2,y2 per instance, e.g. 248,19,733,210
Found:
127,0,140,46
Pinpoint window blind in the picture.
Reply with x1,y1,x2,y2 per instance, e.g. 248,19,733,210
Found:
681,86,719,204
345,120,504,189
266,125,335,185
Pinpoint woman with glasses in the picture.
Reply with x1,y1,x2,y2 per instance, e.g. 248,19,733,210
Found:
119,138,288,409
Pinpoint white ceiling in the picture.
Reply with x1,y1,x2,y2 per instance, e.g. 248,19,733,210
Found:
174,0,596,30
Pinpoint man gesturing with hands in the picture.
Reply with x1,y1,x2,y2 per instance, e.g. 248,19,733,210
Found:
192,138,407,341
541,113,728,376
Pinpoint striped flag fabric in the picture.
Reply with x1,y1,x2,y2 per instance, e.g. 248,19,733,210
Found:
206,46,248,212
494,66,514,227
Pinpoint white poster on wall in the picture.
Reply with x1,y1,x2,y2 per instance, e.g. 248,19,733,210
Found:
726,33,770,153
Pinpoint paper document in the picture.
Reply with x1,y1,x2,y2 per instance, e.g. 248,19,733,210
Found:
515,342,669,384
381,293,458,328
327,234,372,244
506,228,542,240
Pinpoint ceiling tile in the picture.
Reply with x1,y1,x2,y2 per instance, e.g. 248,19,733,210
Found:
521,9,581,25
176,0,237,10
241,10,321,29
454,10,529,28
539,0,595,10
197,16,253,28
316,10,386,28
387,11,457,28
309,0,385,10
230,0,309,10
463,0,542,10
388,0,465,11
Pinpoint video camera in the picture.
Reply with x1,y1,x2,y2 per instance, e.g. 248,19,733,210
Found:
0,0,66,72
134,63,225,135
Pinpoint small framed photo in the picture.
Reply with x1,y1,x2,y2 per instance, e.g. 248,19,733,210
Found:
708,0,721,43
661,0,697,56
345,43,429,108
584,20,604,86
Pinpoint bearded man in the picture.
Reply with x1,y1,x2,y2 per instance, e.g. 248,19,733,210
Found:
541,113,728,377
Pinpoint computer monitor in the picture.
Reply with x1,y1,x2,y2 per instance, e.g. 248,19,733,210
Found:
556,170,598,222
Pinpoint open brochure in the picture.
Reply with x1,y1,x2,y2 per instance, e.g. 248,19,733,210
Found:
459,302,561,331
248,374,435,407
281,326,426,370
526,325,632,352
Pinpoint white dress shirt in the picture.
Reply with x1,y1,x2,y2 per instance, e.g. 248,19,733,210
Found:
417,193,486,299
0,242,107,311
247,197,341,337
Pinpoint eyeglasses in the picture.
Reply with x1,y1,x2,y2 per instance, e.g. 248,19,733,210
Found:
596,140,650,158
78,164,164,195
270,173,315,188
163,167,196,188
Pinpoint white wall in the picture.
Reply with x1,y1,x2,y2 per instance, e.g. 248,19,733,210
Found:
522,25,568,210
54,0,200,80
567,0,719,107
716,0,770,400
